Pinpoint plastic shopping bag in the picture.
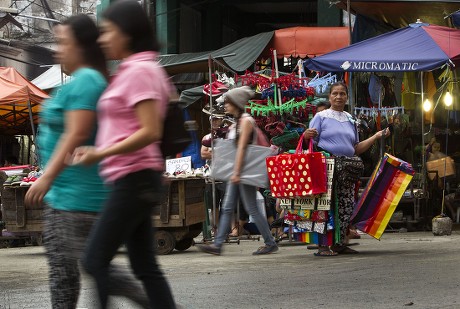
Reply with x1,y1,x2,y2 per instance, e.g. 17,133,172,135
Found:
266,133,327,198
211,139,276,188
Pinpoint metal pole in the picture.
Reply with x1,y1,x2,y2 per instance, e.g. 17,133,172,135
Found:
420,72,426,191
441,109,450,215
349,71,354,115
347,0,352,44
27,100,36,139
208,55,217,236
378,83,384,158
273,49,282,106
346,1,353,115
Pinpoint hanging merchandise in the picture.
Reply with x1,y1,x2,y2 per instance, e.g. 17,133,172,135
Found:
272,157,334,245
266,133,327,198
307,73,337,97
283,157,335,211
268,119,306,149
351,153,415,240
269,129,300,150
368,73,384,105
353,106,404,161
354,106,404,116
278,197,335,246
237,70,271,90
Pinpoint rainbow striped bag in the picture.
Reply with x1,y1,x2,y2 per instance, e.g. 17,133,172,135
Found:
351,153,415,240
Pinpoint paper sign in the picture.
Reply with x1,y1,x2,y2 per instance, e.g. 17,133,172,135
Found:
294,198,315,210
166,156,192,175
279,198,292,208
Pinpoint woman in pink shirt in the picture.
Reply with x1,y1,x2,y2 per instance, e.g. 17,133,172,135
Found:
72,1,176,308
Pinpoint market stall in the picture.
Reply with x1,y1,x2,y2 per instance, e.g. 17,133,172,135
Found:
304,21,460,229
0,67,48,246
0,166,42,247
0,67,49,136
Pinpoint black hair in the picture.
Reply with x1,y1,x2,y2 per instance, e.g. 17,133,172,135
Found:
62,14,108,79
102,0,160,53
329,81,349,96
316,101,331,109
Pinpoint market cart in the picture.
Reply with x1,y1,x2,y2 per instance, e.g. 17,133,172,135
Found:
1,185,43,246
153,178,206,255
0,177,206,254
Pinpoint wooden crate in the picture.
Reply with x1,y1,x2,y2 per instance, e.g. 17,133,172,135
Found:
426,157,456,180
2,186,44,233
153,178,206,228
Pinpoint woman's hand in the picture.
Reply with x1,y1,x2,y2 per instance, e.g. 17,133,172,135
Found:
71,146,103,166
25,177,52,207
230,173,241,184
356,128,390,155
374,128,390,140
303,128,318,140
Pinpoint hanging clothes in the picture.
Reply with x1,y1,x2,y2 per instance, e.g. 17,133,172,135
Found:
368,74,383,105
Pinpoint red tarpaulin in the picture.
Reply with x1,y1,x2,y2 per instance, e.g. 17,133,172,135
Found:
267,27,351,58
0,67,49,135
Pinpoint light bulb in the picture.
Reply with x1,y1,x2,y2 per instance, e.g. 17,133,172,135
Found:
423,99,432,112
444,91,453,107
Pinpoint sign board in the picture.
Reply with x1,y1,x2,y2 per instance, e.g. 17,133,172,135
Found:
165,156,192,175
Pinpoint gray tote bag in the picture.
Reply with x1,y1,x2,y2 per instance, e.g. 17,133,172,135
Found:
211,139,276,188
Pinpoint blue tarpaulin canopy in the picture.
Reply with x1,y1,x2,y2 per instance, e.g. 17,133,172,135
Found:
305,23,460,72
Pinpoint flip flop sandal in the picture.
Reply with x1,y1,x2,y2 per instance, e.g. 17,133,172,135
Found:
307,245,318,250
314,250,338,257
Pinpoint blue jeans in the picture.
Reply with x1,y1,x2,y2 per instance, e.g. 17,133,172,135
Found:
82,169,176,309
214,182,276,248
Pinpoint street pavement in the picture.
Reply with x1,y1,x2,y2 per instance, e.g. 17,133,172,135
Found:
1,230,460,309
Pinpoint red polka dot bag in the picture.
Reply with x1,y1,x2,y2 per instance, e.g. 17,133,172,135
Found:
266,132,327,198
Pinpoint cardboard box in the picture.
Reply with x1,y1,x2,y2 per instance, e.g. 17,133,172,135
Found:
426,157,456,180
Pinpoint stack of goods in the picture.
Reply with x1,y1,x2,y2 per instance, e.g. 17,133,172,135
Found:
202,73,236,116
266,135,335,245
3,167,43,187
163,167,207,179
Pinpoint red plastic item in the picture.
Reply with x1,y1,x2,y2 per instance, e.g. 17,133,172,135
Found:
266,133,327,198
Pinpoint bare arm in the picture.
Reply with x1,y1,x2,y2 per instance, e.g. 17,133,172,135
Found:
25,110,96,206
231,117,252,183
355,128,390,155
201,145,212,160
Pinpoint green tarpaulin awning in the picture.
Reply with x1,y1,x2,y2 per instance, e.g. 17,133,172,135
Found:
158,31,275,75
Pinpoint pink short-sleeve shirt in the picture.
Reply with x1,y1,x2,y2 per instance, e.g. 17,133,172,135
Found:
96,51,172,183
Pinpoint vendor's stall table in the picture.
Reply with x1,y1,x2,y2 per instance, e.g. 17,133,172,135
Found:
0,178,207,253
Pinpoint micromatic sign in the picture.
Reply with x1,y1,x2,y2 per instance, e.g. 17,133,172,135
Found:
340,61,419,71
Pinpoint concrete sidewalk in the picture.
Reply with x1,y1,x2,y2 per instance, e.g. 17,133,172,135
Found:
1,230,460,308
